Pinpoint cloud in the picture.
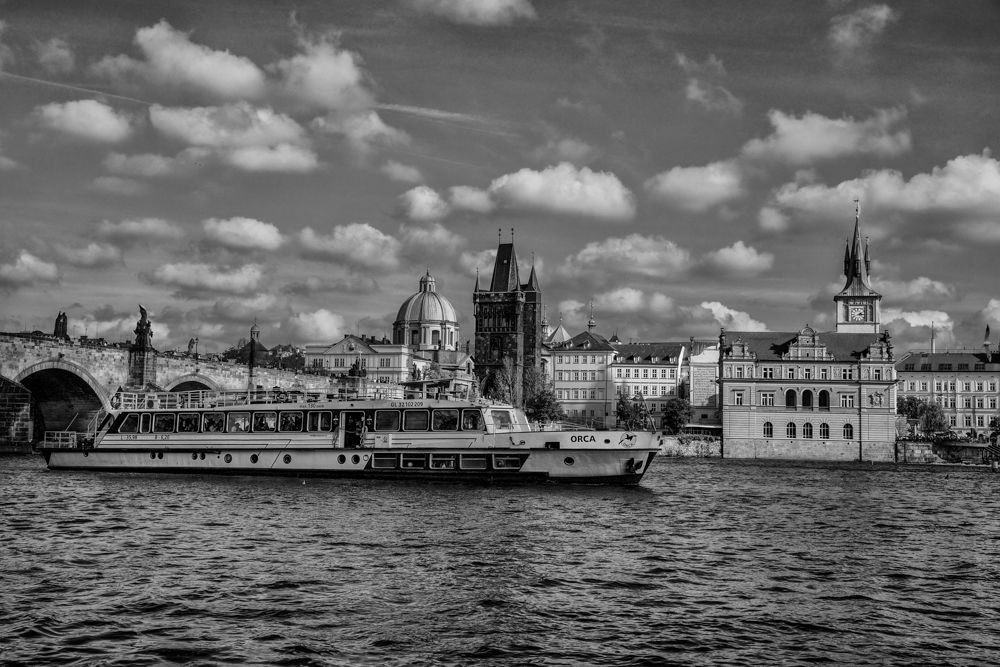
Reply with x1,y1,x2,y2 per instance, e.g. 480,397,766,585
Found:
531,137,599,165
52,242,123,268
878,277,955,304
409,0,537,26
288,308,347,343
209,293,282,322
97,217,185,244
221,143,319,172
883,308,955,351
699,241,774,277
311,109,409,155
0,21,14,70
35,37,75,74
676,53,742,115
149,102,305,148
381,160,423,183
449,186,495,213
203,217,286,252
90,176,150,196
487,162,635,221
645,160,743,211
103,149,209,178
144,262,264,294
829,4,899,63
0,251,59,288
982,299,1000,324
33,99,133,143
272,32,373,112
742,107,910,165
400,222,466,258
699,301,767,331
558,234,692,280
763,151,1000,237
298,223,402,270
282,275,380,296
400,185,450,221
91,20,266,100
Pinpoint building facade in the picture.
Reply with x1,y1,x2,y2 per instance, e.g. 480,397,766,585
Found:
473,237,542,404
895,345,1000,434
304,334,426,385
549,331,616,427
609,342,686,429
718,211,898,461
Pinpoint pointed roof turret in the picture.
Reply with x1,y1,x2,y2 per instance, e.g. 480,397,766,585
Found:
837,201,879,298
525,263,540,291
489,242,520,292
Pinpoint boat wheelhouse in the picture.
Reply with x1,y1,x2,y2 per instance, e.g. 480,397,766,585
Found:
38,385,661,484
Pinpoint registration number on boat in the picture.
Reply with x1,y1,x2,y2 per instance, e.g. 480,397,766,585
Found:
390,401,425,408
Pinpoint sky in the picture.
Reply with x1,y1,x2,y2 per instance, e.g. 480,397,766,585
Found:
1,0,999,356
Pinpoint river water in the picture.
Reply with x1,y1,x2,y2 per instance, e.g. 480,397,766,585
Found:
2,454,998,666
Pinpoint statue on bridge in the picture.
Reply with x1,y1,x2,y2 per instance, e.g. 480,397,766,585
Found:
134,305,154,350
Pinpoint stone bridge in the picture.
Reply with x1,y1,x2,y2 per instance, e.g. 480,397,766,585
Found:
0,333,330,449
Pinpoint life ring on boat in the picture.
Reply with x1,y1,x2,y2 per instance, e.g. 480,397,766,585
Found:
277,392,288,402
110,395,120,409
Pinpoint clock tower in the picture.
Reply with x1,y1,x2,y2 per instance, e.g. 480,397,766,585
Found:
834,202,881,334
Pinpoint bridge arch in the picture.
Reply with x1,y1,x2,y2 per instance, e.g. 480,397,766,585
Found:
14,360,113,438
163,374,221,392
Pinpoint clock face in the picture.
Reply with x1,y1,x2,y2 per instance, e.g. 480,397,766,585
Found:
850,306,866,321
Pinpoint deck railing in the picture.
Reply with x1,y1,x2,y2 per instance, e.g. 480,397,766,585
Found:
42,431,79,449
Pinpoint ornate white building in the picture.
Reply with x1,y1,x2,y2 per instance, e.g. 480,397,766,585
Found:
393,271,460,352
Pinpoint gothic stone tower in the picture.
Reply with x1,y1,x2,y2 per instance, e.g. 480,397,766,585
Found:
834,203,882,334
473,239,542,404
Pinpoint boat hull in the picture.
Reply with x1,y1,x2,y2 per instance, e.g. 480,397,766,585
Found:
42,445,658,485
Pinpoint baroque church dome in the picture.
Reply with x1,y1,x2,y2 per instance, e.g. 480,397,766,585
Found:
393,271,460,350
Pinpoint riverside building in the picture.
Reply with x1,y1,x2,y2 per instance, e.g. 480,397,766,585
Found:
718,209,897,460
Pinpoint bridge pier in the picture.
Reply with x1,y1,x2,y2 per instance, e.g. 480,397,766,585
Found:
0,376,33,452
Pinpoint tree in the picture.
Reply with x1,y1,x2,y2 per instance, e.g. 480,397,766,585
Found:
483,358,518,405
616,393,647,430
661,397,692,435
918,403,948,435
523,368,564,424
897,395,925,420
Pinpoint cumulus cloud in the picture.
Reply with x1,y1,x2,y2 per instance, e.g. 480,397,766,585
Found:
299,223,402,270
558,234,692,280
209,293,282,322
91,20,266,100
400,185,450,221
150,102,305,148
409,0,537,26
381,160,423,183
52,242,123,268
34,99,133,143
449,186,495,213
400,223,466,259
460,248,498,277
103,149,209,178
288,308,347,343
0,251,59,288
35,37,75,74
699,301,767,331
883,308,955,350
221,143,319,172
829,4,899,63
742,107,911,165
311,109,409,155
487,162,635,221
90,176,150,196
676,53,742,115
272,32,373,112
97,217,185,244
203,217,286,252
645,160,743,211
145,262,264,294
878,277,955,303
699,241,774,277
763,151,1000,237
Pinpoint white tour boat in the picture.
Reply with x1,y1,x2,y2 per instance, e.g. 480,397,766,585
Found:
38,384,662,484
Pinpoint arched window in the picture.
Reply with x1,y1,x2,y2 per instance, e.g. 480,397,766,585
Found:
803,423,813,439
802,390,813,409
843,423,854,439
820,423,830,439
763,422,773,438
786,422,796,438
432,330,441,346
785,389,797,408
818,390,830,410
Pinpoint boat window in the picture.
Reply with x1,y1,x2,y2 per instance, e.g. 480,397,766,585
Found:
373,453,398,469
403,410,429,431
307,411,333,432
461,410,484,431
460,454,487,470
490,410,514,431
375,410,400,431
202,413,225,433
118,413,139,433
430,454,457,469
153,414,175,433
432,409,459,431
227,412,250,433
177,413,200,433
253,412,277,432
140,413,152,433
279,412,303,432
401,453,426,469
